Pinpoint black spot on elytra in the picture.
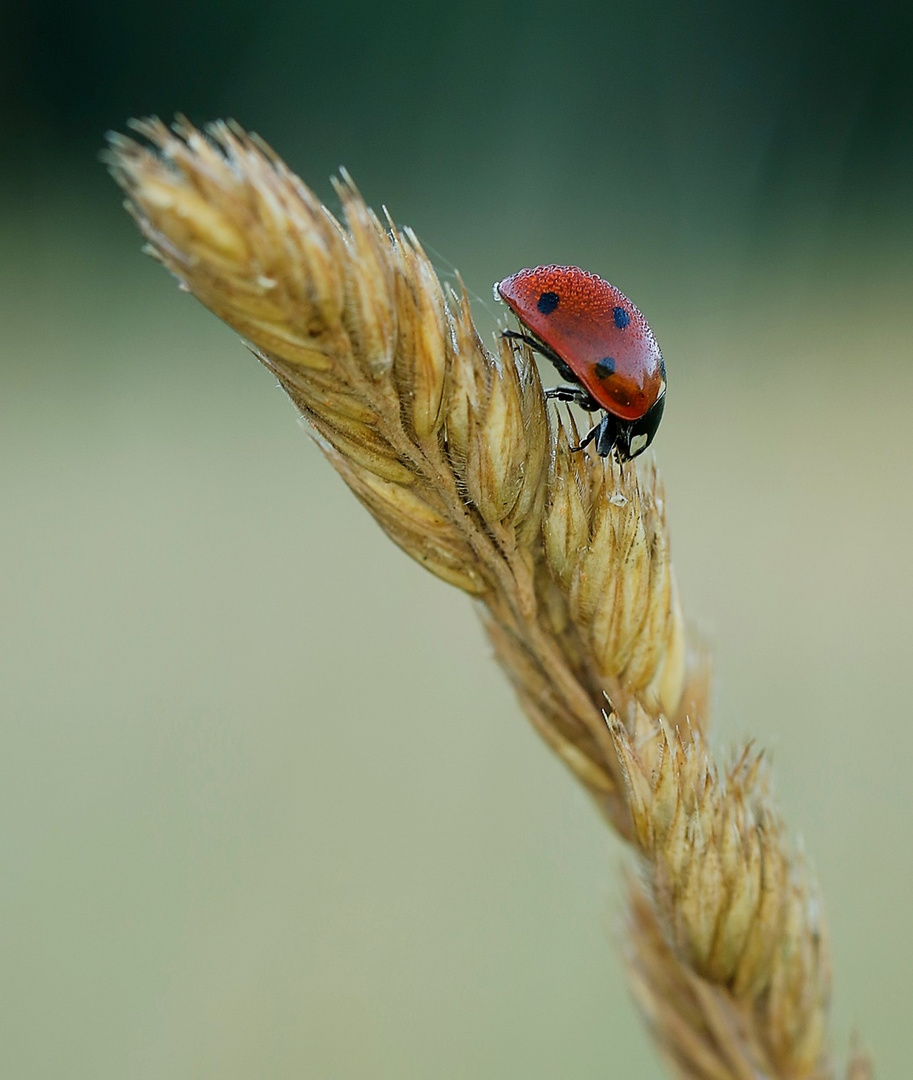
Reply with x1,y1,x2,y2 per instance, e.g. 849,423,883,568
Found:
595,357,616,378
613,306,630,329
537,291,559,315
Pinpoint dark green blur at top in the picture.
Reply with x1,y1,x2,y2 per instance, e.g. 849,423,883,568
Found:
5,0,913,293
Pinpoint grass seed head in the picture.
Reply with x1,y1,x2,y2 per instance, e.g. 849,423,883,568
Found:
107,117,856,1080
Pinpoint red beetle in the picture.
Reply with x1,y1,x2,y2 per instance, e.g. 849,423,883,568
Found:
496,265,666,460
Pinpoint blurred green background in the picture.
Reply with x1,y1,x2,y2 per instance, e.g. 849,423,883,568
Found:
2,1,913,1076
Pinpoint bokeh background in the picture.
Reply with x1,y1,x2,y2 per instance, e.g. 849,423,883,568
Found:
2,1,913,1076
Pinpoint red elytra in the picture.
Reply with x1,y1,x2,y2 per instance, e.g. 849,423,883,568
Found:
496,265,666,459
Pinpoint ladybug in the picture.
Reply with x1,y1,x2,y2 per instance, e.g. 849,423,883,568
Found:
495,265,666,460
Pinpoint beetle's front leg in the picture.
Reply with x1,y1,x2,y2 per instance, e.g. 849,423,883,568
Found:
545,386,600,410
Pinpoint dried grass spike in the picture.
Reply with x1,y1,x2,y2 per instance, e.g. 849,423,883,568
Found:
106,117,865,1080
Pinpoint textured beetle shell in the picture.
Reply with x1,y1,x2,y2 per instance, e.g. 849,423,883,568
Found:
497,265,665,422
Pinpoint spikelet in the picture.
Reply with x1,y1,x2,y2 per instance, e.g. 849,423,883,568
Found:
105,118,865,1080
613,718,832,1077
844,1041,875,1080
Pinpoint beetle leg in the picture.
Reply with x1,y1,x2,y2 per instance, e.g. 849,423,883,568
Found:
545,385,596,408
570,418,604,453
501,330,577,382
501,329,544,353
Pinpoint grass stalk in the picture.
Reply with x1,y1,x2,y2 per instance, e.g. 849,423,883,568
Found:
105,118,872,1080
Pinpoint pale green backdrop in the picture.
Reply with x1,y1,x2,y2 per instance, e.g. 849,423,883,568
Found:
2,1,913,1075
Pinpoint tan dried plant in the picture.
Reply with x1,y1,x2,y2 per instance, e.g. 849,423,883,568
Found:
105,118,872,1080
